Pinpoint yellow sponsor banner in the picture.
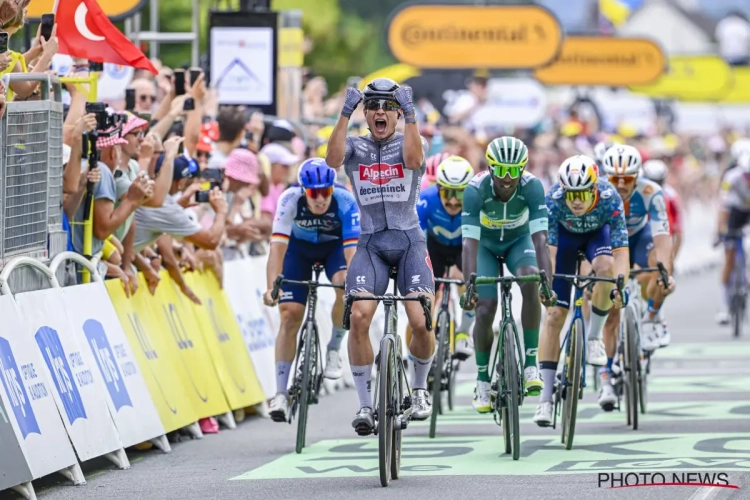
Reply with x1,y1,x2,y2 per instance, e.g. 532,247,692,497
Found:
146,272,230,420
630,55,734,102
279,27,304,68
106,279,197,433
184,272,265,410
721,68,750,103
28,0,145,20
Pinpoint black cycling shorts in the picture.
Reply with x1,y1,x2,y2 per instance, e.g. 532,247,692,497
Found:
345,228,435,296
426,236,462,279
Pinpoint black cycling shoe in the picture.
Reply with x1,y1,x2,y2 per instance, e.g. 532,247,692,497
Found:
352,407,375,436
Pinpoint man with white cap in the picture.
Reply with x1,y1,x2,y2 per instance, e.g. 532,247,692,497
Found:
260,142,299,220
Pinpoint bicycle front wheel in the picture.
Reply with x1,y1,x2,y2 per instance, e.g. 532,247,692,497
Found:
503,323,521,460
624,307,639,430
732,291,745,338
429,310,449,438
562,318,584,450
378,337,395,487
296,323,316,454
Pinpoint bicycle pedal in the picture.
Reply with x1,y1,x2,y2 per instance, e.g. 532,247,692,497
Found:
354,424,374,437
452,352,470,362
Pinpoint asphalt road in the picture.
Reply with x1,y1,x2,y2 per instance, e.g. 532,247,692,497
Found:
3,270,750,500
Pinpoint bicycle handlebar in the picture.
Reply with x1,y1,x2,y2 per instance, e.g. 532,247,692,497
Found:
628,262,671,291
553,272,626,299
463,271,553,308
434,277,465,285
342,294,432,332
270,274,344,302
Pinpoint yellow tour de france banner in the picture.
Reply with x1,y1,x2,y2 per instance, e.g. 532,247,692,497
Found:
183,271,265,410
630,55,734,102
721,67,750,103
106,278,197,433
146,271,231,420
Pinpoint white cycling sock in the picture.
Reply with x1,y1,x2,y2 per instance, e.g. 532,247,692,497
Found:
540,364,556,403
351,365,373,409
458,310,475,334
327,326,347,351
275,361,293,395
412,354,435,390
588,306,610,341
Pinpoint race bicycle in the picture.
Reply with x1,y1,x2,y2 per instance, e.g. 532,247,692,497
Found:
613,263,670,430
270,263,344,454
462,264,552,460
428,274,464,438
727,232,747,338
342,267,432,487
552,252,624,450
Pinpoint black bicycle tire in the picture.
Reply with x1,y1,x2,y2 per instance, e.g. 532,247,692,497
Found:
504,323,521,460
563,318,584,450
429,311,449,438
448,359,457,411
378,337,393,487
391,347,403,480
295,323,314,454
625,307,639,430
733,293,743,338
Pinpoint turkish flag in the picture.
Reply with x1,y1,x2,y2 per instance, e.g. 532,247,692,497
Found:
55,0,157,74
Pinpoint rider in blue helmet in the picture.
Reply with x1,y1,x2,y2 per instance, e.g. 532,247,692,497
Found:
263,157,363,424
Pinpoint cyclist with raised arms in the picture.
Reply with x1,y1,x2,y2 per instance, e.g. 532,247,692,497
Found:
642,158,682,345
596,145,675,410
533,155,629,427
326,78,435,435
461,137,556,412
263,158,361,422
417,155,476,360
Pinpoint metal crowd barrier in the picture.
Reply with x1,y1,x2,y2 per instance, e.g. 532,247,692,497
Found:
0,74,65,293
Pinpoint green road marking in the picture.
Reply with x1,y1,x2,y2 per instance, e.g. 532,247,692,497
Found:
232,433,750,480
413,401,750,426
656,343,750,358
457,376,750,397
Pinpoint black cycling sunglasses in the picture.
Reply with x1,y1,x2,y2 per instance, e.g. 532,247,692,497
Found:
363,99,400,111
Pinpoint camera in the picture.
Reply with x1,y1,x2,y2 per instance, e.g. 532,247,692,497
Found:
195,190,211,203
194,168,224,203
85,102,126,132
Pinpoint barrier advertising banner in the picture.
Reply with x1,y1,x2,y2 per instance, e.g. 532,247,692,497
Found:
60,282,166,448
0,395,32,490
0,295,78,480
106,279,198,433
223,258,277,399
15,288,124,462
185,271,265,409
148,272,231,419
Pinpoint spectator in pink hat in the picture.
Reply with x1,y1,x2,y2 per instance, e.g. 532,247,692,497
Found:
223,148,272,259
260,142,299,221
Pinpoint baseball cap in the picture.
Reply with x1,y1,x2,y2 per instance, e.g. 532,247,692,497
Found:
266,119,296,143
121,113,149,137
261,142,299,166
224,148,260,185
155,153,199,181
196,134,213,153
201,122,219,142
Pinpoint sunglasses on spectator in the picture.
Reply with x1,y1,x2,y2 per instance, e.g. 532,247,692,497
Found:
490,163,523,179
305,186,333,199
196,151,211,160
565,189,595,202
128,131,144,139
363,99,400,111
139,95,156,103
439,187,464,201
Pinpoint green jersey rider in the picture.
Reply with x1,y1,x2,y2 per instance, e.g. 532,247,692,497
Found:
461,136,556,413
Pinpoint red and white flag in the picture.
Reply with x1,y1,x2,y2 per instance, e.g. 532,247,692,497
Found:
54,0,157,74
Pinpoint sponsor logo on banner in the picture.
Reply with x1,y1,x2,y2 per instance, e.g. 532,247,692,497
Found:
83,319,132,412
386,4,562,68
34,327,87,425
206,298,246,393
128,312,178,415
355,163,411,205
0,337,41,438
164,303,209,402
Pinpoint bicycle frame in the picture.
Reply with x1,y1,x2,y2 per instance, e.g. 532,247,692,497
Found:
492,279,525,398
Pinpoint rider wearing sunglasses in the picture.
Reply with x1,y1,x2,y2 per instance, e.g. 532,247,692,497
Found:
460,137,556,414
414,155,475,360
263,158,361,423
600,145,675,363
534,155,630,426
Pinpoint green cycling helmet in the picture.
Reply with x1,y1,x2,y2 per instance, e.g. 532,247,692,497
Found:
486,136,529,168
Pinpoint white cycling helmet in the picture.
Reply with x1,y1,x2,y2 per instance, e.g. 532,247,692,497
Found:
558,155,598,191
731,138,750,160
593,140,617,164
436,155,474,189
642,159,668,183
602,144,642,176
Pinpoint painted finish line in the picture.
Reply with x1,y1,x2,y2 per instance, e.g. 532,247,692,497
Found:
412,401,750,426
233,433,750,480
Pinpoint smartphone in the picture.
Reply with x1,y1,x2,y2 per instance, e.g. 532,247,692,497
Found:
177,141,184,155
125,89,136,111
40,13,54,41
183,97,195,111
189,67,202,86
88,61,104,72
173,70,186,96
0,33,8,54
195,190,210,203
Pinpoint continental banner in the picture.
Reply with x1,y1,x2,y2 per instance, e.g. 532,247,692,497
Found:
106,279,198,433
185,271,265,410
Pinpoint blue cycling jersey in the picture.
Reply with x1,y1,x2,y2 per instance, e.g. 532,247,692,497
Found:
271,184,361,248
620,177,671,237
546,180,629,249
417,184,462,246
